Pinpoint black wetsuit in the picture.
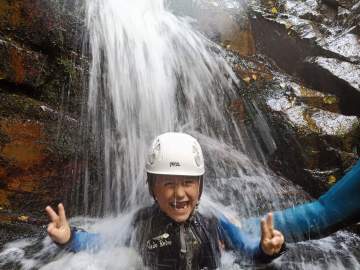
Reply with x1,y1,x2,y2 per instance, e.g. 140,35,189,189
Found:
131,205,223,270
63,204,281,269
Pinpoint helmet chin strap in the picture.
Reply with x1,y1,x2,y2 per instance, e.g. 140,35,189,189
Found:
195,175,203,203
147,173,156,199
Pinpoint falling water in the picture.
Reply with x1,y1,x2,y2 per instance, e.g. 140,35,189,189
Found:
77,0,283,216
0,0,359,269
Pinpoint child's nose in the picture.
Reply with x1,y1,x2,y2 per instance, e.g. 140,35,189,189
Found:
174,184,186,198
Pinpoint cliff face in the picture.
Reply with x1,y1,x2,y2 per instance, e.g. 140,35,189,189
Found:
0,0,85,235
249,0,360,196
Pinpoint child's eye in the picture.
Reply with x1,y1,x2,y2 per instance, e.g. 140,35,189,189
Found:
164,181,175,187
184,180,196,185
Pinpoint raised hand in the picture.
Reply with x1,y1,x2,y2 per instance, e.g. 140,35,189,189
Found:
45,203,71,245
260,212,284,256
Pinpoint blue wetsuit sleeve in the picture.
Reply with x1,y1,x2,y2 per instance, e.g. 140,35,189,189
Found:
58,227,104,252
219,216,284,263
272,159,360,242
239,159,360,242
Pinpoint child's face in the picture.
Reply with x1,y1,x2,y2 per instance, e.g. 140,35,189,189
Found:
153,175,200,223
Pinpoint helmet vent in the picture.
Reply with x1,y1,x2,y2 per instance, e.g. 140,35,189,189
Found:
193,144,201,167
148,139,160,166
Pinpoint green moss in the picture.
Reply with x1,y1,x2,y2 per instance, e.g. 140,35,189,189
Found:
57,57,77,79
0,91,43,120
323,96,337,105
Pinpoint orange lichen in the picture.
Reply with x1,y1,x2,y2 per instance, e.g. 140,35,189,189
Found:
10,47,26,84
328,175,337,185
9,1,22,27
0,215,12,222
7,175,39,192
0,120,46,170
229,99,247,120
0,190,10,206
18,215,29,222
0,2,10,23
220,21,256,56
0,166,6,179
235,67,273,83
229,29,256,56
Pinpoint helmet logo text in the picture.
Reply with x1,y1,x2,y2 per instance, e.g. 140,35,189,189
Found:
169,161,181,167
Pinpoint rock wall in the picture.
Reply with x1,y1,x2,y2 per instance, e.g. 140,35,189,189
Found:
220,0,360,197
0,0,85,229
249,0,360,116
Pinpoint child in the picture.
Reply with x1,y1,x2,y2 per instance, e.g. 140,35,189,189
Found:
46,132,285,269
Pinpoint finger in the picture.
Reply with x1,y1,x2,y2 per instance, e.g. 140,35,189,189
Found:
58,203,67,226
47,222,57,238
46,206,59,224
266,212,274,230
266,213,274,234
261,217,271,240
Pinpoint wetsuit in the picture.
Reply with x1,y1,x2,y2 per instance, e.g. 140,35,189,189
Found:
63,205,282,269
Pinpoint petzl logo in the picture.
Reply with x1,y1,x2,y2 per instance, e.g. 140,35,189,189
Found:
170,161,181,167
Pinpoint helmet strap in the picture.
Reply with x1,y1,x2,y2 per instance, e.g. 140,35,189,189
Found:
147,173,156,200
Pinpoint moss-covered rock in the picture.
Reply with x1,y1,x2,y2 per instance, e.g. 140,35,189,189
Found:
248,0,360,115
0,87,79,221
0,0,84,55
0,0,85,238
228,53,360,197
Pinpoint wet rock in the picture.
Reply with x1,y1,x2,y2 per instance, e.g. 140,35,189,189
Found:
0,90,79,219
219,20,256,56
0,221,42,251
248,0,360,115
0,0,85,238
322,0,357,10
0,36,85,115
264,78,360,195
301,57,360,115
0,0,84,55
0,38,48,88
229,54,360,196
306,57,360,91
0,0,86,116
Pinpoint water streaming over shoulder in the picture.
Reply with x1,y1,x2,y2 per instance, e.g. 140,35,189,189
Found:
0,0,359,269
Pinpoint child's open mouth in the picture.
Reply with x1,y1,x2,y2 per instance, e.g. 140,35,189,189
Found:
170,201,189,210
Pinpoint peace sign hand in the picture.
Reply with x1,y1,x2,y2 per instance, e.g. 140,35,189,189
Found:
260,212,285,256
45,203,71,245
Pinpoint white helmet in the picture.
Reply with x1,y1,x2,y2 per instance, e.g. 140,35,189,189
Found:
146,132,205,176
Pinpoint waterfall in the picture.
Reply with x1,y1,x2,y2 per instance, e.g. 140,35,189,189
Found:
79,0,284,217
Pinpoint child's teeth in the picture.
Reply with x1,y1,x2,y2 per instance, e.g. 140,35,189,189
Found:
172,202,187,209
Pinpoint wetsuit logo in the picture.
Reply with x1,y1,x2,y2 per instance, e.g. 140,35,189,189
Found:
147,233,172,250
